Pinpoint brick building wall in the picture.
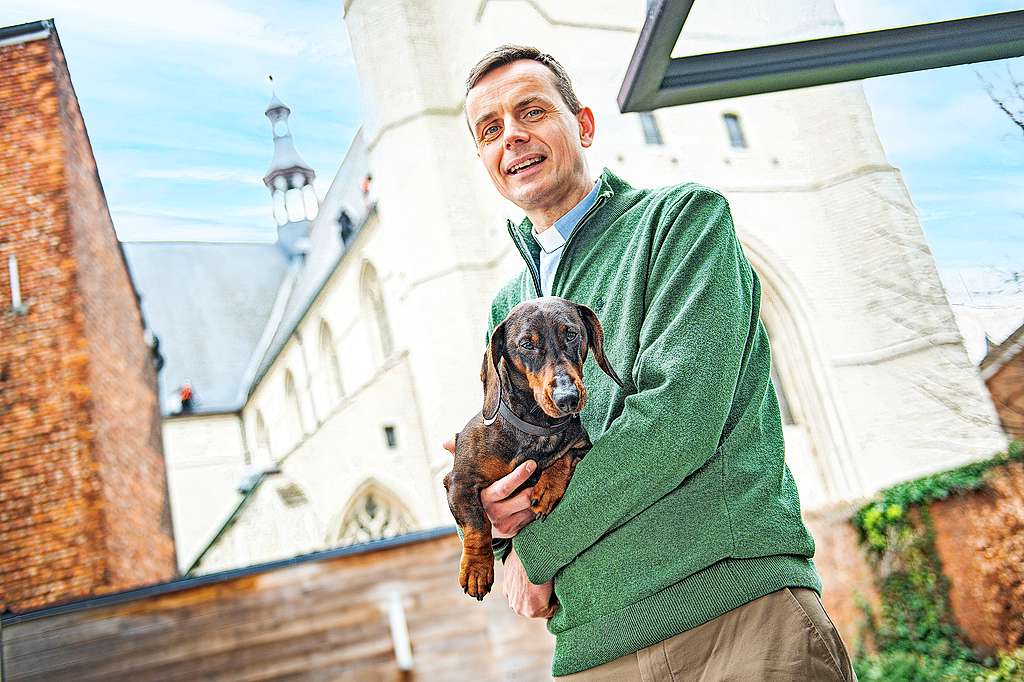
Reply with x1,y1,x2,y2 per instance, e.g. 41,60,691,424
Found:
984,334,1024,441
0,25,176,614
931,461,1024,654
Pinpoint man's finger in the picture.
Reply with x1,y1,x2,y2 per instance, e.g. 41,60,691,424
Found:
443,436,456,456
487,487,534,521
492,506,536,538
481,460,537,503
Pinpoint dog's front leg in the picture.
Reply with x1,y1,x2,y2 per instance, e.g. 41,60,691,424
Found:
445,470,495,600
530,452,579,521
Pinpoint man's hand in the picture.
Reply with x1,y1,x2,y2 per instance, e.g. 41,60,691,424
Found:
502,545,557,619
442,437,555,618
443,436,537,539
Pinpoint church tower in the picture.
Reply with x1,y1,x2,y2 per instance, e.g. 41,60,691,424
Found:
263,92,318,257
340,0,1005,513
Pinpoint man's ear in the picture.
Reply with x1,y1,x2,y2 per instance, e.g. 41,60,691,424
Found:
577,107,595,148
481,320,507,418
576,304,624,387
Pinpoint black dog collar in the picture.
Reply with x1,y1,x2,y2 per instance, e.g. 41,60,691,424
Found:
496,399,576,437
483,379,577,437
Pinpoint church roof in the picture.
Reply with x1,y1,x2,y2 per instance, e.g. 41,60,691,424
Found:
121,129,371,417
265,93,289,117
263,134,315,189
245,129,371,394
122,241,290,414
981,319,1024,379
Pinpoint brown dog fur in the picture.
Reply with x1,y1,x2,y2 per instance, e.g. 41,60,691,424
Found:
444,297,623,599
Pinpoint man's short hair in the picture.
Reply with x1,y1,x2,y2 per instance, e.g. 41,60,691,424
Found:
465,44,582,115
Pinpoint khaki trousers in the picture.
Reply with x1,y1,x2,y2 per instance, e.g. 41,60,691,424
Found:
555,588,856,682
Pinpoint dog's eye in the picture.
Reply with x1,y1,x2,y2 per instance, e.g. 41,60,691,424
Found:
519,340,535,350
566,330,578,341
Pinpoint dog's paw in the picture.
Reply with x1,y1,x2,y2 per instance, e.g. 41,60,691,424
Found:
459,554,494,600
529,480,564,521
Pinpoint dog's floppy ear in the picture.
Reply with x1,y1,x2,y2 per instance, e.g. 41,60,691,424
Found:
576,304,624,388
481,320,507,419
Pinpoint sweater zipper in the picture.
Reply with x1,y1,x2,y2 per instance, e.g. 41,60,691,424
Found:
507,187,613,298
507,220,544,297
550,189,611,295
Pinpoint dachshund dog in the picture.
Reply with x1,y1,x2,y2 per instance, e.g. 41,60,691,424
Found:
444,296,624,600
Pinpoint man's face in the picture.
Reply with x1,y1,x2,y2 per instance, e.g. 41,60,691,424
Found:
465,60,594,213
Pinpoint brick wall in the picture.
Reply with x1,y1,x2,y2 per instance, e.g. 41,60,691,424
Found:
986,353,1024,441
48,33,177,594
0,30,176,614
931,461,1024,654
803,505,879,652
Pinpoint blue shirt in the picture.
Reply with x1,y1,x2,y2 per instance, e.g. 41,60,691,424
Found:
531,178,602,296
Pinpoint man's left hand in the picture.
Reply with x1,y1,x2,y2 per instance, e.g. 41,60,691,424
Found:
503,545,558,619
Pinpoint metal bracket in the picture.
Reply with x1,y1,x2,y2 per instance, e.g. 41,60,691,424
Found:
619,2,1024,111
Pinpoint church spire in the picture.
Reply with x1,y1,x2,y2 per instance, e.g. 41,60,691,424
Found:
263,78,317,256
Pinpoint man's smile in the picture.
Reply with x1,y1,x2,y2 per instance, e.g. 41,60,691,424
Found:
506,154,547,175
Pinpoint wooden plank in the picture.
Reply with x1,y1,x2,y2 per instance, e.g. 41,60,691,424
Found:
3,535,555,681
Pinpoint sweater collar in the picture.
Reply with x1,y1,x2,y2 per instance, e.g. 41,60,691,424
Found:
507,167,633,245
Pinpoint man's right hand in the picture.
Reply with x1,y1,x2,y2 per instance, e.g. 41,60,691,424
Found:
443,437,538,539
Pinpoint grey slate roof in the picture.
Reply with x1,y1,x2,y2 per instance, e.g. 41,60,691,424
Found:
121,130,371,417
122,241,290,414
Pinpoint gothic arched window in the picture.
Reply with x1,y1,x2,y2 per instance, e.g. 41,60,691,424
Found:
254,410,271,465
283,370,304,439
319,320,344,407
331,483,415,547
361,262,393,360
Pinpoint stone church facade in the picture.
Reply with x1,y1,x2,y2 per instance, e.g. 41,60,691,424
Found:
138,0,1006,576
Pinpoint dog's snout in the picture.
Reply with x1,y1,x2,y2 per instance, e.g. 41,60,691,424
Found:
554,392,579,413
551,374,580,414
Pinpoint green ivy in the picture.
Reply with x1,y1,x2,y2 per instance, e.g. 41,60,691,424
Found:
851,441,1024,682
853,440,1023,556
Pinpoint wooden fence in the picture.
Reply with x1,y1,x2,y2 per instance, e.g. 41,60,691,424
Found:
0,528,555,681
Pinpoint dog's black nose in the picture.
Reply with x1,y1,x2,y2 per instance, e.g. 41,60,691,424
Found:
553,389,580,414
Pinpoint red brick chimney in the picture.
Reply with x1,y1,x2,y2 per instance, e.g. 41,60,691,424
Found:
0,20,177,614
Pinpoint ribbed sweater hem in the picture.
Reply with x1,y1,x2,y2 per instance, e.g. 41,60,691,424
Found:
549,554,822,677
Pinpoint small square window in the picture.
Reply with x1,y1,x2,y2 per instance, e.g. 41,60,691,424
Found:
723,113,748,149
383,425,397,449
639,112,664,145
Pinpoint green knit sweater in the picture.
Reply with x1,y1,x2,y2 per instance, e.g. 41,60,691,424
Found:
486,168,820,676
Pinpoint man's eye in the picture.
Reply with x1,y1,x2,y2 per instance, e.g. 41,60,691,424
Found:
526,108,543,118
519,340,536,350
483,124,500,137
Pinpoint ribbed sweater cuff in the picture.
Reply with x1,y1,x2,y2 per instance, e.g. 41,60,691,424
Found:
548,554,821,676
512,526,561,584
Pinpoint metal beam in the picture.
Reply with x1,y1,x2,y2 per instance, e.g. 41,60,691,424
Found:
619,8,1024,111
618,0,698,112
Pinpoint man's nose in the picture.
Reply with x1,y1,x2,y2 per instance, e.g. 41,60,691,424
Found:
503,116,529,148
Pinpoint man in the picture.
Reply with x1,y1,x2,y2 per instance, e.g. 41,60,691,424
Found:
445,45,857,681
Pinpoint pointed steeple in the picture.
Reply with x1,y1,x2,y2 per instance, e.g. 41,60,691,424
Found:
262,79,317,257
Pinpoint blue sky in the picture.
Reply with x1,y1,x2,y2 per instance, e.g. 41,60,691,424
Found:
1,1,1022,289
2,0,361,243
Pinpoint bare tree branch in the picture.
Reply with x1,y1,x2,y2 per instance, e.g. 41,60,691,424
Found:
976,67,1024,135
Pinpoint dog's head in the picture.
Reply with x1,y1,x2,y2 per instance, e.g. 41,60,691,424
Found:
481,297,624,419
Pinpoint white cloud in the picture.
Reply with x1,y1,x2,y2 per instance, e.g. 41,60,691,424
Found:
113,207,276,243
2,0,303,56
136,167,260,183
835,0,1022,33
